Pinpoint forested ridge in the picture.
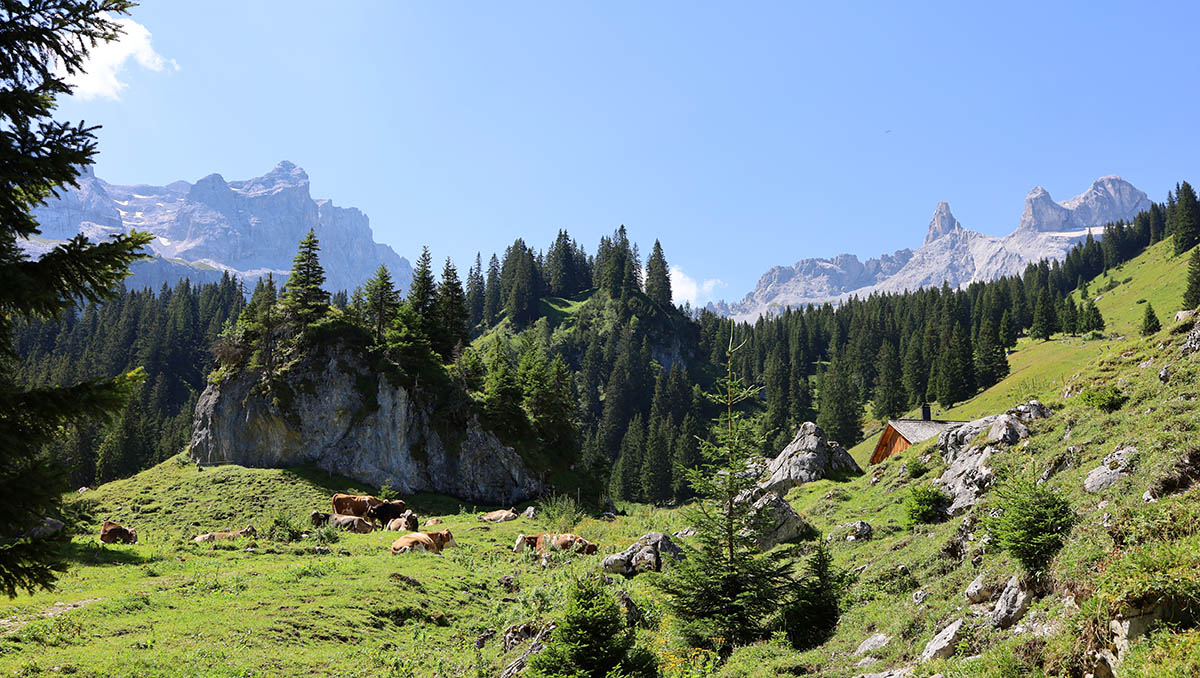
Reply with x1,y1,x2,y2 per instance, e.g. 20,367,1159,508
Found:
18,181,1200,500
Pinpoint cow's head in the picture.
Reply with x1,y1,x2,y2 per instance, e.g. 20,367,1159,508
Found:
581,540,598,555
242,525,256,537
127,528,137,544
441,529,458,549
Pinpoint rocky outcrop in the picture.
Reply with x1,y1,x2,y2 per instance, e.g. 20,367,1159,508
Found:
601,532,684,576
1182,321,1200,356
1084,447,1136,493
934,401,1048,514
990,576,1034,629
855,633,891,656
965,574,994,604
190,345,543,505
761,422,861,496
737,487,815,550
919,619,964,662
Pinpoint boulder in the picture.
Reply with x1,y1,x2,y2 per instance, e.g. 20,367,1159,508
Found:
1084,447,1136,493
991,576,1034,629
739,487,814,550
844,520,873,541
602,532,684,577
1159,365,1172,384
964,574,993,604
1182,321,1200,356
987,414,1029,446
22,517,65,539
853,669,913,678
761,422,861,496
855,633,891,656
1007,400,1051,423
1176,310,1196,323
521,506,537,519
920,619,964,662
912,590,929,605
935,444,998,515
673,526,698,539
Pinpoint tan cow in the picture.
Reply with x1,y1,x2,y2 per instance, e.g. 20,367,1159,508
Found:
385,511,419,532
331,493,383,517
390,529,458,555
193,525,256,543
478,508,518,523
512,533,598,555
99,521,137,544
328,514,374,533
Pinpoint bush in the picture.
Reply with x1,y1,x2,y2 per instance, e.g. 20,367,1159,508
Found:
308,524,339,545
377,483,398,501
986,478,1073,574
905,458,929,479
1079,386,1127,413
265,510,304,543
775,544,844,650
537,494,584,534
904,485,950,526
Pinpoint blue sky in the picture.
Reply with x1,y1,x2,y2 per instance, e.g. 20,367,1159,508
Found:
60,1,1200,305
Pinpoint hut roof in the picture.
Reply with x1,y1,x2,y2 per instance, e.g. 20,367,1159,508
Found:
887,419,965,445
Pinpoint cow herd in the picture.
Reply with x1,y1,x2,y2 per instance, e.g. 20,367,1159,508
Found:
96,490,603,564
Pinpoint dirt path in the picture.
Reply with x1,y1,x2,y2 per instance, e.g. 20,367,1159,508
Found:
0,598,102,636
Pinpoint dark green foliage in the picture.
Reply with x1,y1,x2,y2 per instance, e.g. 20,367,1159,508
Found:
465,253,485,330
0,0,149,598
776,544,845,650
433,257,469,360
360,265,400,348
872,341,906,421
1030,289,1056,341
974,316,1009,388
986,478,1073,574
407,246,437,337
1141,301,1161,336
644,239,672,309
525,577,657,678
1078,300,1105,333
482,340,526,439
817,355,861,446
904,485,950,526
1173,181,1200,255
482,254,501,326
905,457,929,478
1185,246,1200,311
280,229,329,328
1079,386,1127,413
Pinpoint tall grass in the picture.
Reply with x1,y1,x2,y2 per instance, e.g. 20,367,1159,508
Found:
538,494,584,533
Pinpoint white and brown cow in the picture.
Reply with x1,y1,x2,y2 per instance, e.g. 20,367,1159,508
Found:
390,529,458,555
512,533,598,555
331,493,383,517
478,508,518,523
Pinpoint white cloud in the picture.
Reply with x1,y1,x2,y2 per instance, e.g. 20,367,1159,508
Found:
64,16,178,101
670,265,726,307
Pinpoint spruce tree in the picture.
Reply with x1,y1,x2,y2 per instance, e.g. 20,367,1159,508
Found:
816,354,861,446
639,417,674,504
482,254,501,326
1184,245,1200,310
901,339,925,407
280,229,329,328
610,414,646,501
362,265,400,348
644,239,672,309
433,258,469,360
1030,290,1055,341
1141,302,1161,336
407,246,436,337
465,253,485,330
482,340,526,438
1060,297,1078,336
1174,181,1200,255
871,341,905,422
0,0,150,597
973,316,1009,388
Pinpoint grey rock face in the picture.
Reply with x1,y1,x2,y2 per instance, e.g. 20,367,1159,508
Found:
965,574,993,604
920,619,964,662
738,487,813,550
987,414,1029,446
855,633,892,656
190,345,542,505
1084,447,1136,493
1182,322,1200,356
991,576,1034,629
27,161,412,295
844,520,873,541
925,201,962,245
761,422,861,496
601,532,684,576
934,402,1046,515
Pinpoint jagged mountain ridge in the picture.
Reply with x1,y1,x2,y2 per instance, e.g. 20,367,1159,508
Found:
24,161,413,294
712,176,1152,320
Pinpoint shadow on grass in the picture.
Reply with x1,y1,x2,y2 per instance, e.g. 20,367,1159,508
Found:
279,466,472,516
56,540,155,567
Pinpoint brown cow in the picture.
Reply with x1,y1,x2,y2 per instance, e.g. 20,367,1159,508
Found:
390,529,458,555
99,521,137,544
385,511,419,532
512,533,598,555
328,514,374,533
478,508,518,523
331,493,383,517
193,525,256,543
310,510,333,528
366,499,408,526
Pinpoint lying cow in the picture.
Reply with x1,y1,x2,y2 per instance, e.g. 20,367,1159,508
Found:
366,499,408,526
310,510,333,528
99,521,137,544
478,508,518,523
331,493,383,517
385,511,419,532
193,526,256,543
513,533,598,555
390,529,458,555
328,514,374,533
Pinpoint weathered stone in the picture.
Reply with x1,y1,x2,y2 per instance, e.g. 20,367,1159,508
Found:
738,487,814,550
521,506,536,519
912,590,929,605
672,526,698,539
760,422,861,496
1008,400,1051,423
855,632,891,656
602,532,684,576
1084,447,1136,493
853,668,912,678
1159,365,1172,384
190,346,543,504
987,414,1029,446
991,576,1034,629
964,574,993,604
1176,309,1197,323
936,444,997,515
920,619,964,662
21,517,64,540
844,520,873,541
1182,321,1200,356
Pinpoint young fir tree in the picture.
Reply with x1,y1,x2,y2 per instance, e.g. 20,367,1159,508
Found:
482,253,502,326
1173,181,1200,256
482,340,526,438
871,341,906,422
639,416,675,504
1060,297,1079,336
610,414,646,501
816,354,861,446
1141,301,1161,336
1184,245,1200,310
465,253,485,330
1030,289,1056,341
280,229,329,329
0,0,151,597
362,265,400,348
655,331,800,649
901,339,926,407
245,274,280,376
433,257,469,360
407,246,437,337
1080,300,1106,334
973,316,1009,388
644,239,672,309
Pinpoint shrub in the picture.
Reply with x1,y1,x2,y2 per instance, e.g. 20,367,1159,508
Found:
986,478,1073,574
1079,386,1127,413
309,524,339,545
265,510,304,543
775,544,844,650
905,458,929,479
538,493,584,534
904,485,950,525
377,483,398,501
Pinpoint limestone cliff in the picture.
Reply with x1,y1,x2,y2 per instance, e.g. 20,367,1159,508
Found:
190,346,543,505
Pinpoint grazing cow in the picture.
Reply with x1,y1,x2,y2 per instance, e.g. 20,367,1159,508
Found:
328,514,374,533
310,510,333,528
193,526,256,543
386,511,419,532
99,521,137,544
390,529,458,555
365,499,408,526
512,533,598,555
331,493,383,517
478,508,518,523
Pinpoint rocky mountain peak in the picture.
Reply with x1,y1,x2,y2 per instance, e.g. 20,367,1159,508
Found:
231,160,310,198
925,200,962,245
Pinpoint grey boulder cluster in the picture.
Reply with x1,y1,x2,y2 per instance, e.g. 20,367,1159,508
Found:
601,532,683,576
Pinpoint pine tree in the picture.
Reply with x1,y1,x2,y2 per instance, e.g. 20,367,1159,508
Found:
871,341,905,422
362,265,400,348
433,258,469,360
610,414,646,501
999,309,1018,348
482,340,526,438
280,229,329,328
644,240,672,309
639,416,674,504
1184,245,1200,310
407,246,437,338
671,410,702,501
1141,302,1161,336
1030,290,1055,341
1174,181,1200,255
816,355,861,446
482,254,501,327
465,253,485,330
1060,297,1079,336
901,339,925,407
0,0,149,597
974,316,1009,388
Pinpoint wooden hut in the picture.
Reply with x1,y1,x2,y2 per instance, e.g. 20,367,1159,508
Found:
869,404,965,465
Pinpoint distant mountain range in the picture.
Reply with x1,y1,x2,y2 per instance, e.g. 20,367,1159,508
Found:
709,176,1152,320
24,161,412,294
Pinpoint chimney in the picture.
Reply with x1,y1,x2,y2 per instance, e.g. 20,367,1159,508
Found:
921,403,932,421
